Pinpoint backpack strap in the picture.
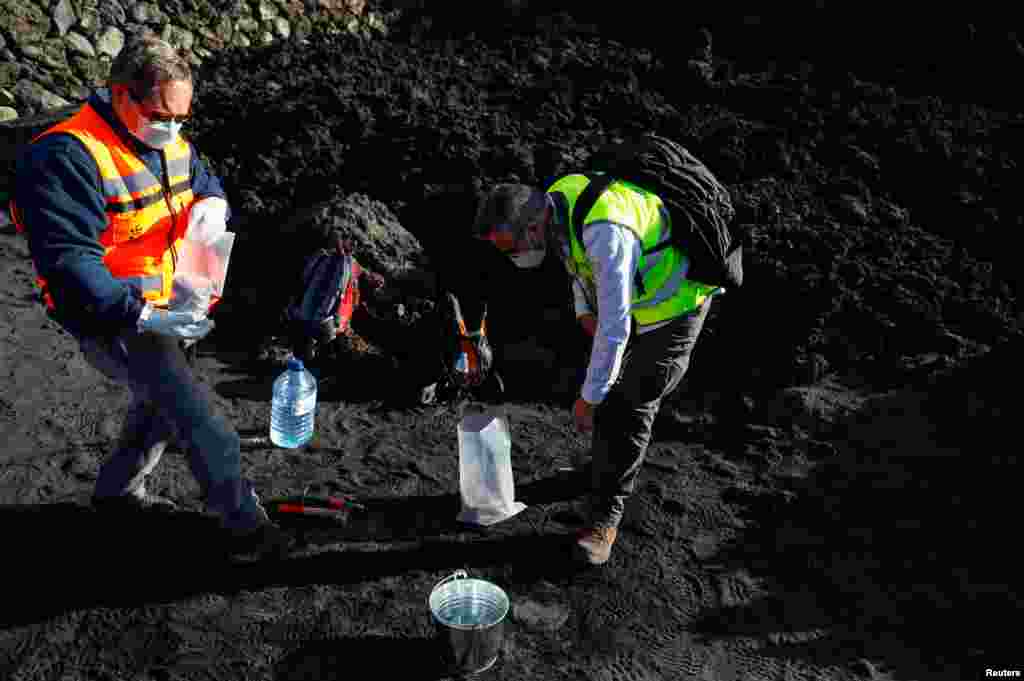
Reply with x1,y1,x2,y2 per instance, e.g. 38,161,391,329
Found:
572,173,616,244
572,173,646,297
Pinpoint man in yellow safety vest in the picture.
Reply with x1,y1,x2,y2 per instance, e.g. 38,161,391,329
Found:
474,175,721,565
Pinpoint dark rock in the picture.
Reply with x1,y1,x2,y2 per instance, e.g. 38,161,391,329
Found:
0,61,18,91
95,26,125,58
70,53,108,86
65,31,96,58
77,4,102,35
98,0,128,27
0,1,52,45
130,1,167,25
53,0,78,36
296,193,423,282
21,40,70,73
12,80,71,113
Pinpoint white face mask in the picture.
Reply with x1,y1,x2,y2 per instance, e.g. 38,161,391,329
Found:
134,117,182,148
509,248,546,269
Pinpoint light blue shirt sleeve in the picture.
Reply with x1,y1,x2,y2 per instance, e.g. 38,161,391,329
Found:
571,277,592,317
580,221,641,405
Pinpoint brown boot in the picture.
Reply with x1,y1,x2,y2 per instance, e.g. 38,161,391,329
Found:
575,526,618,566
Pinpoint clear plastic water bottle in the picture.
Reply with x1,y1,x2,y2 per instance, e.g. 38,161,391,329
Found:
270,357,317,448
455,350,469,376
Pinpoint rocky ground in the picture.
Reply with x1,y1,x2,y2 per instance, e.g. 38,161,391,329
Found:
0,5,1021,681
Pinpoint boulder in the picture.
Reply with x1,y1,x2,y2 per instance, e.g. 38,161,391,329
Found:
296,193,424,282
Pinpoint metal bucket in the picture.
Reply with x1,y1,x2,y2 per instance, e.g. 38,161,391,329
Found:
428,570,509,675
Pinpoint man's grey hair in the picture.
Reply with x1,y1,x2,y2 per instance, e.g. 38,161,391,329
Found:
109,33,192,99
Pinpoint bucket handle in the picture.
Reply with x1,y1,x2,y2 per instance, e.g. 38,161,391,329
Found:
432,569,468,594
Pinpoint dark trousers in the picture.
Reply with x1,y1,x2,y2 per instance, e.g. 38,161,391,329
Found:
79,329,269,532
587,299,711,528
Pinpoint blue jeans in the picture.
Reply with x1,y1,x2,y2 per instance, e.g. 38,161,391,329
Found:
586,299,711,529
79,329,269,533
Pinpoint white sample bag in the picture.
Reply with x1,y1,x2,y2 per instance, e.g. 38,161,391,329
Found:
456,405,527,526
175,231,236,299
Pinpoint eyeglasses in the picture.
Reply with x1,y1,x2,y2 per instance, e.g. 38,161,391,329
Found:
128,88,190,124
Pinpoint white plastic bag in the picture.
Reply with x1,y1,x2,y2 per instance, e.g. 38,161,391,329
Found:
456,404,527,526
169,271,213,315
175,231,235,299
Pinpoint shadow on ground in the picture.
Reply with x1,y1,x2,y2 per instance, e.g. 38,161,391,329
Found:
275,636,450,681
0,472,589,629
691,368,1020,680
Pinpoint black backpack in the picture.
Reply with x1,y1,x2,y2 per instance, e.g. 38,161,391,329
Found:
570,133,743,290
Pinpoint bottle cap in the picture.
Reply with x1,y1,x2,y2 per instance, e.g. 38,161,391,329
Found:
287,357,304,371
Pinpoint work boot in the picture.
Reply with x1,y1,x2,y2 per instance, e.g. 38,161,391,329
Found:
92,492,179,514
575,526,618,566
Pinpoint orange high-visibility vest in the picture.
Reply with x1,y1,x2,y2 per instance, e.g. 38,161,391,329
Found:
10,102,195,310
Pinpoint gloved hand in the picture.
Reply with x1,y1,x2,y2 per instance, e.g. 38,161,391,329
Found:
137,302,215,339
185,196,228,245
169,271,214,315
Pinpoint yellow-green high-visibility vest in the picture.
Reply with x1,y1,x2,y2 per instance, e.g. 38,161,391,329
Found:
547,173,717,326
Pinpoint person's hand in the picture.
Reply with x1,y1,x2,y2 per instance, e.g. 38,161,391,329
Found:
578,313,597,337
185,197,228,245
138,303,215,339
573,397,595,433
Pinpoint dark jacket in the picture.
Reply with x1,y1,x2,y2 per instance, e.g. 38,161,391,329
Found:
13,88,228,338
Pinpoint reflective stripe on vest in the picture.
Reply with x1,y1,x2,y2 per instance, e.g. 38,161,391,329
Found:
11,102,195,309
547,174,715,326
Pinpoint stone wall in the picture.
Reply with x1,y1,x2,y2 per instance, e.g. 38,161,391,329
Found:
0,0,391,121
